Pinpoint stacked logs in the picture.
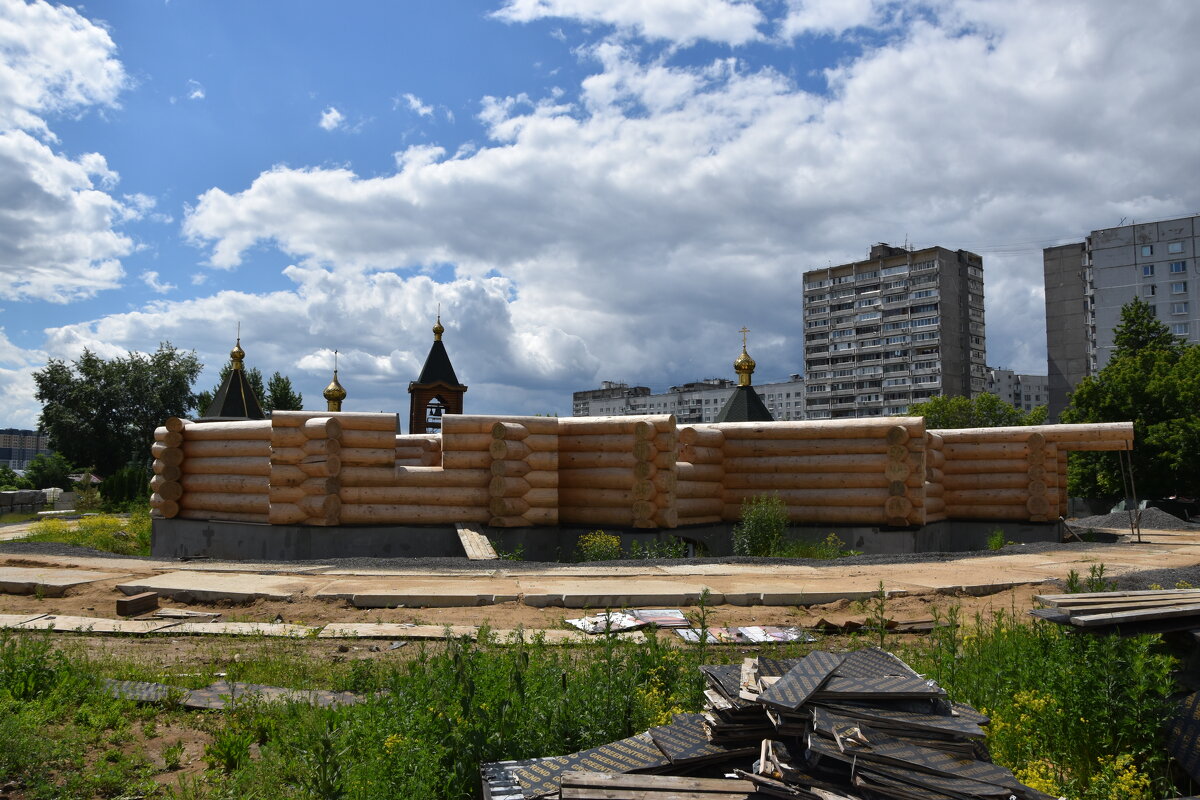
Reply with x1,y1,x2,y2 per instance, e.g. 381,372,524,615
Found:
395,434,440,467
923,433,947,523
486,416,559,527
173,420,271,523
676,425,725,525
937,423,1133,522
149,417,187,518
557,415,677,529
718,418,927,526
268,414,343,526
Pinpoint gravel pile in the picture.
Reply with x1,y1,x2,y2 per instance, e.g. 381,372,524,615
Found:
1072,506,1199,531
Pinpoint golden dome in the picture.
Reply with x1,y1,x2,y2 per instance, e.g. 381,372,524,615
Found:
432,314,444,342
230,338,245,369
734,326,755,387
324,370,346,411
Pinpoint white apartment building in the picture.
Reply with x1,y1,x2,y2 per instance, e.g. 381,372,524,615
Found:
572,376,806,423
803,244,986,419
986,368,1048,413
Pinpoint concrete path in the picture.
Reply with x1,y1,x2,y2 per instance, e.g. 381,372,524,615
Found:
0,566,129,597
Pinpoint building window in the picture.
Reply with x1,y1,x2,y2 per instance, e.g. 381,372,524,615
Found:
1143,264,1155,277
1172,281,1188,294
1172,302,1189,315
1173,322,1190,336
1168,242,1184,254
1171,261,1187,273
1143,284,1156,297
1141,245,1154,257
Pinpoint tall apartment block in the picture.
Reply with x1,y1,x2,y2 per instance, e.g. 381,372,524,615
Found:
802,244,986,419
572,376,807,423
0,428,50,470
1044,214,1200,420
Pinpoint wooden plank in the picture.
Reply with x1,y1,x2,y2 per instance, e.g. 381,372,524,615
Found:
456,522,499,560
1036,589,1200,607
1070,602,1200,627
560,771,756,794
1034,596,1200,614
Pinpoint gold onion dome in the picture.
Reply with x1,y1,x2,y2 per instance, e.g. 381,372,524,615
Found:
230,338,245,369
324,372,346,402
432,314,444,341
734,326,755,386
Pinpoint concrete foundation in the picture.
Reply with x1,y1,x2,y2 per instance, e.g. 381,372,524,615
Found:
152,517,1064,562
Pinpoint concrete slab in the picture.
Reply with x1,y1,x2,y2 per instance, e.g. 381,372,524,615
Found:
318,623,481,639
16,615,177,634
161,622,316,637
0,566,128,597
116,571,316,603
315,578,521,607
0,613,48,628
516,578,724,608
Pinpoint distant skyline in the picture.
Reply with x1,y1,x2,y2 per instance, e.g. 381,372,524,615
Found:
2,0,1199,428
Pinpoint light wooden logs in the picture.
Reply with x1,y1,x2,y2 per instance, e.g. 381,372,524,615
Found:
271,410,398,432
180,474,268,494
723,504,891,525
149,494,178,518
679,426,724,448
152,462,182,481
723,455,889,474
151,442,185,464
942,459,1041,475
153,427,182,448
723,473,909,490
716,418,923,439
149,477,182,501
181,420,272,440
341,486,490,506
933,422,1133,445
676,462,723,482
943,473,1032,490
184,456,271,476
721,438,894,457
445,414,560,435
677,498,724,516
339,504,490,524
179,492,269,514
178,510,268,524
557,415,675,435
723,488,892,506
338,447,395,467
182,439,273,458
442,450,492,470
150,425,186,520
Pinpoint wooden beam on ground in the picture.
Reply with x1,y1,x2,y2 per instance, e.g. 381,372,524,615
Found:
456,522,499,560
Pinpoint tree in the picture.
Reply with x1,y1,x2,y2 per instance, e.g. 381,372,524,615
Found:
908,392,1046,429
34,342,202,476
0,464,32,490
1062,299,1200,500
265,371,303,411
23,452,74,490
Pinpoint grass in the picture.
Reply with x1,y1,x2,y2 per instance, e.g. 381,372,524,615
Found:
22,506,153,556
0,511,41,525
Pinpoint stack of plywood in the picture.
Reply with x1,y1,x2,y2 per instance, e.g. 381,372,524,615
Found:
557,415,677,529
718,418,927,526
675,425,725,526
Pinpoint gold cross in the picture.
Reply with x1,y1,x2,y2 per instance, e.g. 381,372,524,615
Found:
740,326,749,349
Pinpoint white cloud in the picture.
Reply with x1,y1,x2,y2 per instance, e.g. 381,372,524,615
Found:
778,0,889,38
141,270,176,293
401,92,433,116
187,79,205,100
0,0,136,303
318,106,345,131
493,0,765,46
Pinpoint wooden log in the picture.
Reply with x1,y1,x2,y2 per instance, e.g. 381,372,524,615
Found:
524,488,558,508
440,415,491,435
944,488,1032,504
153,428,183,448
441,450,491,470
490,497,529,516
558,415,674,435
302,416,342,439
720,504,890,525
394,434,439,449
888,480,908,497
676,480,723,498
452,414,559,435
1026,496,1051,516
925,497,946,514
182,439,269,458
722,487,891,507
944,442,1031,459
677,497,724,516
526,451,558,471
654,507,679,529
884,496,913,518
524,506,559,525
943,473,1032,490
491,421,528,441
1027,431,1046,450
181,420,271,440
444,433,495,452
521,434,557,453
654,431,677,452
927,447,946,468
925,481,945,498
301,439,340,456
525,470,558,489
487,515,527,528
339,504,490,524
631,480,655,501
1026,450,1046,466
490,476,530,497
721,438,889,457
723,472,892,490
676,462,723,483
943,458,1036,475
678,426,724,447
299,456,341,478
271,464,310,487
558,507,636,526
944,504,1034,520
558,451,636,469
653,471,676,493
152,462,182,481
181,474,269,494
560,488,635,507
723,454,886,474
150,442,184,463
338,447,395,467
1028,480,1048,495
300,494,340,523
271,445,343,464
887,445,909,461
341,485,490,506
149,493,178,517
556,467,637,490
394,467,491,487
885,425,909,445
268,486,307,504
268,503,309,525
884,461,911,482
489,439,530,461
178,509,268,524
164,416,189,433
178,492,269,514
149,479,182,502
558,434,636,453
632,419,659,442
681,444,724,463
491,459,531,478
934,421,1133,444
181,456,270,476
395,447,433,460
717,418,923,439
271,410,398,431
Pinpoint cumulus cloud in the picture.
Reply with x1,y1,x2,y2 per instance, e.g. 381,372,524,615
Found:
141,270,176,294
0,0,136,303
318,106,345,131
187,79,205,100
778,0,888,38
493,0,766,46
401,92,433,116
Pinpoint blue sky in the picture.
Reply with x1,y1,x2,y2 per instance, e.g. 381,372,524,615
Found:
2,0,1199,429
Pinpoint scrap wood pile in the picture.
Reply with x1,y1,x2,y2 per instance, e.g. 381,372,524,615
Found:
482,647,1053,800
1031,587,1200,635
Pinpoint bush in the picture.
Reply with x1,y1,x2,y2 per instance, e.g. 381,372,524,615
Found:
25,507,152,556
732,495,786,556
100,464,150,510
577,530,622,562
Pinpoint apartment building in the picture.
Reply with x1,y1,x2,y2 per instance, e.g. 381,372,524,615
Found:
0,428,51,470
802,244,986,419
986,368,1048,413
572,376,806,423
1044,214,1200,420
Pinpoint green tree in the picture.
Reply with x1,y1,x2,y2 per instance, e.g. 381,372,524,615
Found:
908,392,1046,429
34,342,202,476
23,452,74,490
265,371,303,411
1062,298,1200,500
0,464,33,490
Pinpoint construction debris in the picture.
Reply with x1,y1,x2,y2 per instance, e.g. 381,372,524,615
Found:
1032,588,1200,635
482,647,1053,800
